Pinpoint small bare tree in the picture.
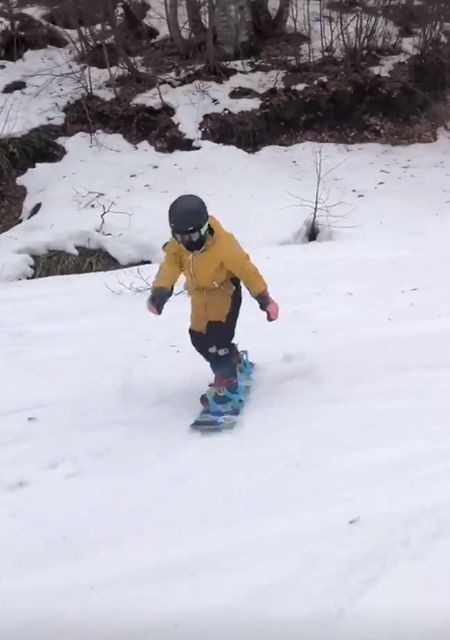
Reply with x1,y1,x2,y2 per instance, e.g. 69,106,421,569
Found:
285,146,354,244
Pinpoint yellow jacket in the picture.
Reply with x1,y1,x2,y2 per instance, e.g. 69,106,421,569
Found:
151,216,268,332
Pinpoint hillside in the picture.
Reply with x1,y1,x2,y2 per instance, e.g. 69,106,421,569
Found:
1,1,450,638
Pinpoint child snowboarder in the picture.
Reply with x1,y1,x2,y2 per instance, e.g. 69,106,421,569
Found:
147,194,279,415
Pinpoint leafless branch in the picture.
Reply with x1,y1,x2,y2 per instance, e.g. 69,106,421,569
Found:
285,145,357,243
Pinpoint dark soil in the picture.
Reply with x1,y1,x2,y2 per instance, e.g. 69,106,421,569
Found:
0,183,26,236
0,129,65,235
107,71,157,102
0,12,68,61
183,64,238,85
61,95,196,152
230,87,261,99
282,50,401,89
2,80,26,93
200,52,450,152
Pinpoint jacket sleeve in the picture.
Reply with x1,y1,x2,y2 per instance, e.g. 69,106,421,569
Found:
151,241,182,302
222,233,269,301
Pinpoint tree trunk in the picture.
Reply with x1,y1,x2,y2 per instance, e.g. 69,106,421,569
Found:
250,0,275,38
186,0,206,39
400,0,416,36
215,0,252,57
165,0,186,51
206,0,216,66
273,0,291,34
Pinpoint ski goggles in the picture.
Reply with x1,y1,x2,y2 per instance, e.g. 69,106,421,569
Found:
172,221,209,243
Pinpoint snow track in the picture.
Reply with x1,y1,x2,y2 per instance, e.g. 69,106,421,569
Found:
2,234,450,639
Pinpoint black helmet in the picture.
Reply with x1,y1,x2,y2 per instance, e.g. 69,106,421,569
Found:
169,194,208,233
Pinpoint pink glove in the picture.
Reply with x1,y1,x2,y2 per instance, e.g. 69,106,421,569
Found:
266,299,279,322
147,298,159,315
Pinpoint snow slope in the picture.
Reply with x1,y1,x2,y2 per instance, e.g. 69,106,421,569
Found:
3,154,450,638
2,13,450,638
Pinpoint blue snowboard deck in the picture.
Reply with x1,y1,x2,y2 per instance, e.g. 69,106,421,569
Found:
190,366,254,433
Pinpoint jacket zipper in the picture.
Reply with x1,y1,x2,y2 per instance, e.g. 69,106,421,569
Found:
189,253,198,287
189,253,207,321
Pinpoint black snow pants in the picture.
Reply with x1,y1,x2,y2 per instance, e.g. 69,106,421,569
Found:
189,277,242,378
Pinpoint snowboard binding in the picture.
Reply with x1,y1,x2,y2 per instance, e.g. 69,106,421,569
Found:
237,350,254,383
200,350,254,416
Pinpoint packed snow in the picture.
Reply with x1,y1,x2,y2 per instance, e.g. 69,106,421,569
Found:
3,123,450,637
3,192,450,638
2,6,450,639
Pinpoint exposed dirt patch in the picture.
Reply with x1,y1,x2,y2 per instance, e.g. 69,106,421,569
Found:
107,71,157,102
200,55,450,152
282,53,400,89
0,128,65,175
62,95,196,152
0,183,26,235
183,64,239,85
0,12,68,61
0,129,66,235
2,80,26,93
283,57,344,89
230,87,261,99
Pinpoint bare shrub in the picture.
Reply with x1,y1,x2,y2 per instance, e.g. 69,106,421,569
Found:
415,0,448,55
320,0,400,67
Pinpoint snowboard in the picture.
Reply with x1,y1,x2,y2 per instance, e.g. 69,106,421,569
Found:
190,360,254,433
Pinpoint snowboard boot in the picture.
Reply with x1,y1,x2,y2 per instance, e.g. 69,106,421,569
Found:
205,374,245,416
200,350,244,415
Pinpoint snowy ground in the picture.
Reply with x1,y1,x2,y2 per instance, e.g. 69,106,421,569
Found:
2,6,450,637
3,126,450,282
3,192,450,638
2,129,450,638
